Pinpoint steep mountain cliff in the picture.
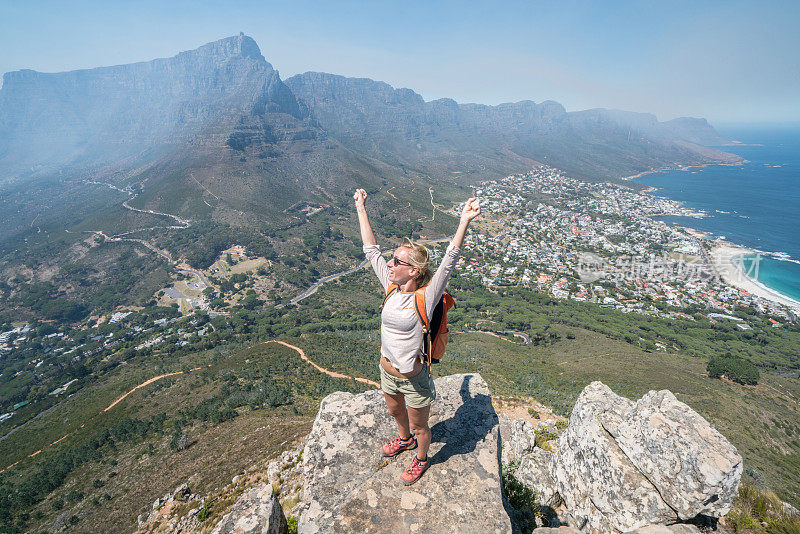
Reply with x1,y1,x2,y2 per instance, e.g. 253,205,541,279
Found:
1,34,741,188
0,35,395,249
285,72,741,182
0,34,310,177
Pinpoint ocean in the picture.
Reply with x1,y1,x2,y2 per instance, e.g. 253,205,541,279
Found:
633,124,800,304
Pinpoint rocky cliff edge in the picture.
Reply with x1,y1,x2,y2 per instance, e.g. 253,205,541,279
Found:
138,374,744,534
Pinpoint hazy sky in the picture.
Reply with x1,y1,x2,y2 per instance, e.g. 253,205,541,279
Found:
1,0,798,123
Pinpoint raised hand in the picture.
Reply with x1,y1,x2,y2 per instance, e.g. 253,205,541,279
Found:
354,188,367,209
461,197,481,223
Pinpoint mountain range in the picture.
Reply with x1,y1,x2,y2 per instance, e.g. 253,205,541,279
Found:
0,34,740,200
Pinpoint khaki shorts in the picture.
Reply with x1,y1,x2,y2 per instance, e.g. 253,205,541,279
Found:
379,362,436,409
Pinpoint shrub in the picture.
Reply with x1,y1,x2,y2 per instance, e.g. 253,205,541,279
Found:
66,490,84,503
707,353,760,385
528,408,540,419
196,504,211,522
502,461,545,534
534,429,559,451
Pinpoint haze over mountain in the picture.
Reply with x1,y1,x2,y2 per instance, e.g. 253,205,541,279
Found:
0,34,739,190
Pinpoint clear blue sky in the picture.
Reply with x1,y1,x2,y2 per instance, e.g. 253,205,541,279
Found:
1,0,798,123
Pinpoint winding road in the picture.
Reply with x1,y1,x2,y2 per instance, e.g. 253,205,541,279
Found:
277,258,369,309
84,180,190,263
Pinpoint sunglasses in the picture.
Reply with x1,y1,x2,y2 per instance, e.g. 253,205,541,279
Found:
389,255,413,267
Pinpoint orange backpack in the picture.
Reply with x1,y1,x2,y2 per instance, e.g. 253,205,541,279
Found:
382,283,455,366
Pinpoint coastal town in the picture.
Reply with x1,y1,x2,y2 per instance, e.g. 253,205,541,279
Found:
456,166,798,325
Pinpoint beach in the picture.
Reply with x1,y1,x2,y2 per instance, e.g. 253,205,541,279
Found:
710,243,800,313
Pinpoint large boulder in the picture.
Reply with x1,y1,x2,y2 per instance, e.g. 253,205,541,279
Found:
552,382,742,532
297,373,512,534
211,483,288,534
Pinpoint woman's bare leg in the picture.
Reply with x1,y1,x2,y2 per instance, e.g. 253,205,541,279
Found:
407,404,431,460
384,392,411,439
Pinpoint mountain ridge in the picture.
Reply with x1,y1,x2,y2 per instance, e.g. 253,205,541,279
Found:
1,33,740,186
284,70,741,183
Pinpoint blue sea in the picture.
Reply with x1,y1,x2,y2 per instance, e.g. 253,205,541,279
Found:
633,124,800,304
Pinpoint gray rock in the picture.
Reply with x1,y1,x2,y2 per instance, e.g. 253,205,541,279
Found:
552,382,742,533
211,483,288,534
626,525,702,534
298,373,512,534
499,414,538,465
53,511,70,531
267,460,281,484
514,447,559,507
605,389,742,519
783,500,800,517
533,528,581,534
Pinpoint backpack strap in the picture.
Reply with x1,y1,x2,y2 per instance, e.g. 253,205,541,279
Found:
381,283,400,309
413,288,430,333
414,288,432,373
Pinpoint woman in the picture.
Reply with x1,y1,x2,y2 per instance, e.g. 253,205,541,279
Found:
354,188,481,485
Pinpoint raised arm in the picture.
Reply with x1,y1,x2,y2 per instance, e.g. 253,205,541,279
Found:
450,197,481,249
423,197,481,317
354,189,377,246
355,189,390,290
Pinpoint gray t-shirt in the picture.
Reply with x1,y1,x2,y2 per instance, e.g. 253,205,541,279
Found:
364,243,461,373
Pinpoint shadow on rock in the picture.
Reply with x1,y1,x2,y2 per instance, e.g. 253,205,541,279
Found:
430,375,498,466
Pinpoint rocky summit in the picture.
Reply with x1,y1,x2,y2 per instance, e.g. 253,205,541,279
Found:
296,373,511,534
182,375,743,534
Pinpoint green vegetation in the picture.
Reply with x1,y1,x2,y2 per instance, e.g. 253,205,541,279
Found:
3,201,800,532
196,504,211,522
727,484,800,533
0,414,167,530
502,460,548,534
708,353,761,385
534,429,559,451
0,337,363,533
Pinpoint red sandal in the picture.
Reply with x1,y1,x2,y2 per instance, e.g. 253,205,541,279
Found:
381,435,417,457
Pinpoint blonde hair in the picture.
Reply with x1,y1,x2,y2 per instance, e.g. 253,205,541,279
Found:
401,237,433,287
